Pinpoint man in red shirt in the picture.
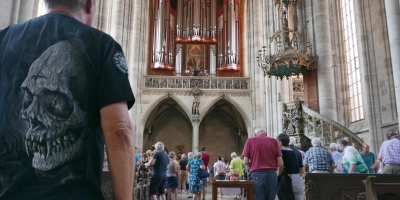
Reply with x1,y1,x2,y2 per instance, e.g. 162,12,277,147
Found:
242,127,283,200
201,146,210,200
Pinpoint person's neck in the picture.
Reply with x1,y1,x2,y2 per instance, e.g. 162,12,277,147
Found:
47,6,88,24
362,151,368,155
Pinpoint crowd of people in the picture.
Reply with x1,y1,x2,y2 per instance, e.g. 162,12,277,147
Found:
130,130,400,200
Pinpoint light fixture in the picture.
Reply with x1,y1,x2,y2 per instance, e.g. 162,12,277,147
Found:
257,0,317,80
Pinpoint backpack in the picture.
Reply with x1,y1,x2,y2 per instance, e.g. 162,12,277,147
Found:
216,162,226,175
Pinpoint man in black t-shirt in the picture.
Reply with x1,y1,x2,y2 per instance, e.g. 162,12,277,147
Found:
178,154,189,193
0,0,135,199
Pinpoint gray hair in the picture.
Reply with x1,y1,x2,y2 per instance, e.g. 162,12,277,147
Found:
329,143,337,151
195,152,202,159
188,152,193,157
289,137,296,145
44,0,90,12
168,151,176,158
311,138,322,147
155,142,165,150
181,154,186,158
254,127,266,135
231,152,237,157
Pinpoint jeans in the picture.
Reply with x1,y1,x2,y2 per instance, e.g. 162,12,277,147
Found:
251,170,277,200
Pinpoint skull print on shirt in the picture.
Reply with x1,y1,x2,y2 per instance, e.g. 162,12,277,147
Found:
21,40,90,171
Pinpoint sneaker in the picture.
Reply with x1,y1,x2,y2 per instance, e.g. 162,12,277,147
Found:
182,190,187,193
178,190,182,193
187,196,193,198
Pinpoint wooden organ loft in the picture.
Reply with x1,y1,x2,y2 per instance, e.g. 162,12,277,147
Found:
150,0,244,77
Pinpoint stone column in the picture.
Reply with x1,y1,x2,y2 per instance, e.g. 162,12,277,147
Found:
385,0,400,125
192,119,200,154
312,0,337,121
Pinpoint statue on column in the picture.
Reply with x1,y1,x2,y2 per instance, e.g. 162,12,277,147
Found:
191,88,201,115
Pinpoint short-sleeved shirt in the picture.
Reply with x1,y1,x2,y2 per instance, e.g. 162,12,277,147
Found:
304,146,334,172
135,154,141,164
201,152,210,170
242,134,282,172
0,13,135,199
179,158,188,170
281,148,303,174
331,151,342,168
360,151,375,171
230,157,244,176
213,161,226,176
342,146,369,173
379,138,400,165
152,150,169,178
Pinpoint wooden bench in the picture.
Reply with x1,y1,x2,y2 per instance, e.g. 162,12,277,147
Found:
363,176,400,200
304,173,400,200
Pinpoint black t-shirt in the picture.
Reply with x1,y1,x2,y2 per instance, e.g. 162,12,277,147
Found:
152,151,169,178
281,148,303,174
0,13,135,199
179,158,188,170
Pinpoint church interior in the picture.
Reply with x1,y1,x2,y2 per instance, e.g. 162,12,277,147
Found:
1,0,398,163
1,0,399,195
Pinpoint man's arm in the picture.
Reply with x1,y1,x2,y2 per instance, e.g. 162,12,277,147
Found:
101,102,134,200
244,156,250,168
348,163,356,173
276,157,284,176
330,164,335,173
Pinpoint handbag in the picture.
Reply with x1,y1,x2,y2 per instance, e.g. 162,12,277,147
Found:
277,171,295,200
198,168,210,179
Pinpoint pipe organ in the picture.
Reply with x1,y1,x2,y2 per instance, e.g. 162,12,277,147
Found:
151,0,242,76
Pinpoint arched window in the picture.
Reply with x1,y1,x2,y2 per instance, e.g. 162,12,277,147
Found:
341,0,364,122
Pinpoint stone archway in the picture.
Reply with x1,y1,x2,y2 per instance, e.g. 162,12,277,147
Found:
198,99,248,164
142,98,192,156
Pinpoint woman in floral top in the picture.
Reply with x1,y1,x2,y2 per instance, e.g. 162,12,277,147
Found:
186,152,205,200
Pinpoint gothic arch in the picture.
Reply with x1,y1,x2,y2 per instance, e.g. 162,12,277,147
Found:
199,96,250,130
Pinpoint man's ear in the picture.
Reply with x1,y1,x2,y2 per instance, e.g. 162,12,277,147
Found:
84,0,94,14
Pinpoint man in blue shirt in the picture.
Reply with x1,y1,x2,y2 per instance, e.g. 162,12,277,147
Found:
360,143,376,173
329,143,341,171
304,138,335,173
135,147,141,164
146,142,169,199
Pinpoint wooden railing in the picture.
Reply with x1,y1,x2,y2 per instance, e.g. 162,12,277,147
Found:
282,101,363,150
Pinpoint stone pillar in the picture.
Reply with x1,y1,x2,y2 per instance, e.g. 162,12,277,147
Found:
313,0,337,121
385,0,400,125
192,119,200,154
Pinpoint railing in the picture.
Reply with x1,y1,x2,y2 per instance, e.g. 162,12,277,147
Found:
282,101,363,150
143,76,250,90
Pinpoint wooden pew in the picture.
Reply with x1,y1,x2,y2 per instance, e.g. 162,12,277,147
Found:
304,173,400,200
363,176,400,200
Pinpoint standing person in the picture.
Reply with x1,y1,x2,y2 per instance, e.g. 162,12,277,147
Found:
186,152,194,198
187,152,205,200
200,147,209,200
146,142,169,200
165,151,179,200
303,138,335,173
329,143,342,171
337,139,369,174
178,154,189,193
135,147,141,164
140,153,149,164
378,135,400,174
289,137,305,163
230,152,244,199
213,156,226,198
242,127,283,200
0,0,136,199
360,143,376,173
277,134,305,200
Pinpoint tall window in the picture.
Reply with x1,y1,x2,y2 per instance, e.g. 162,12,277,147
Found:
37,0,46,17
341,0,363,122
